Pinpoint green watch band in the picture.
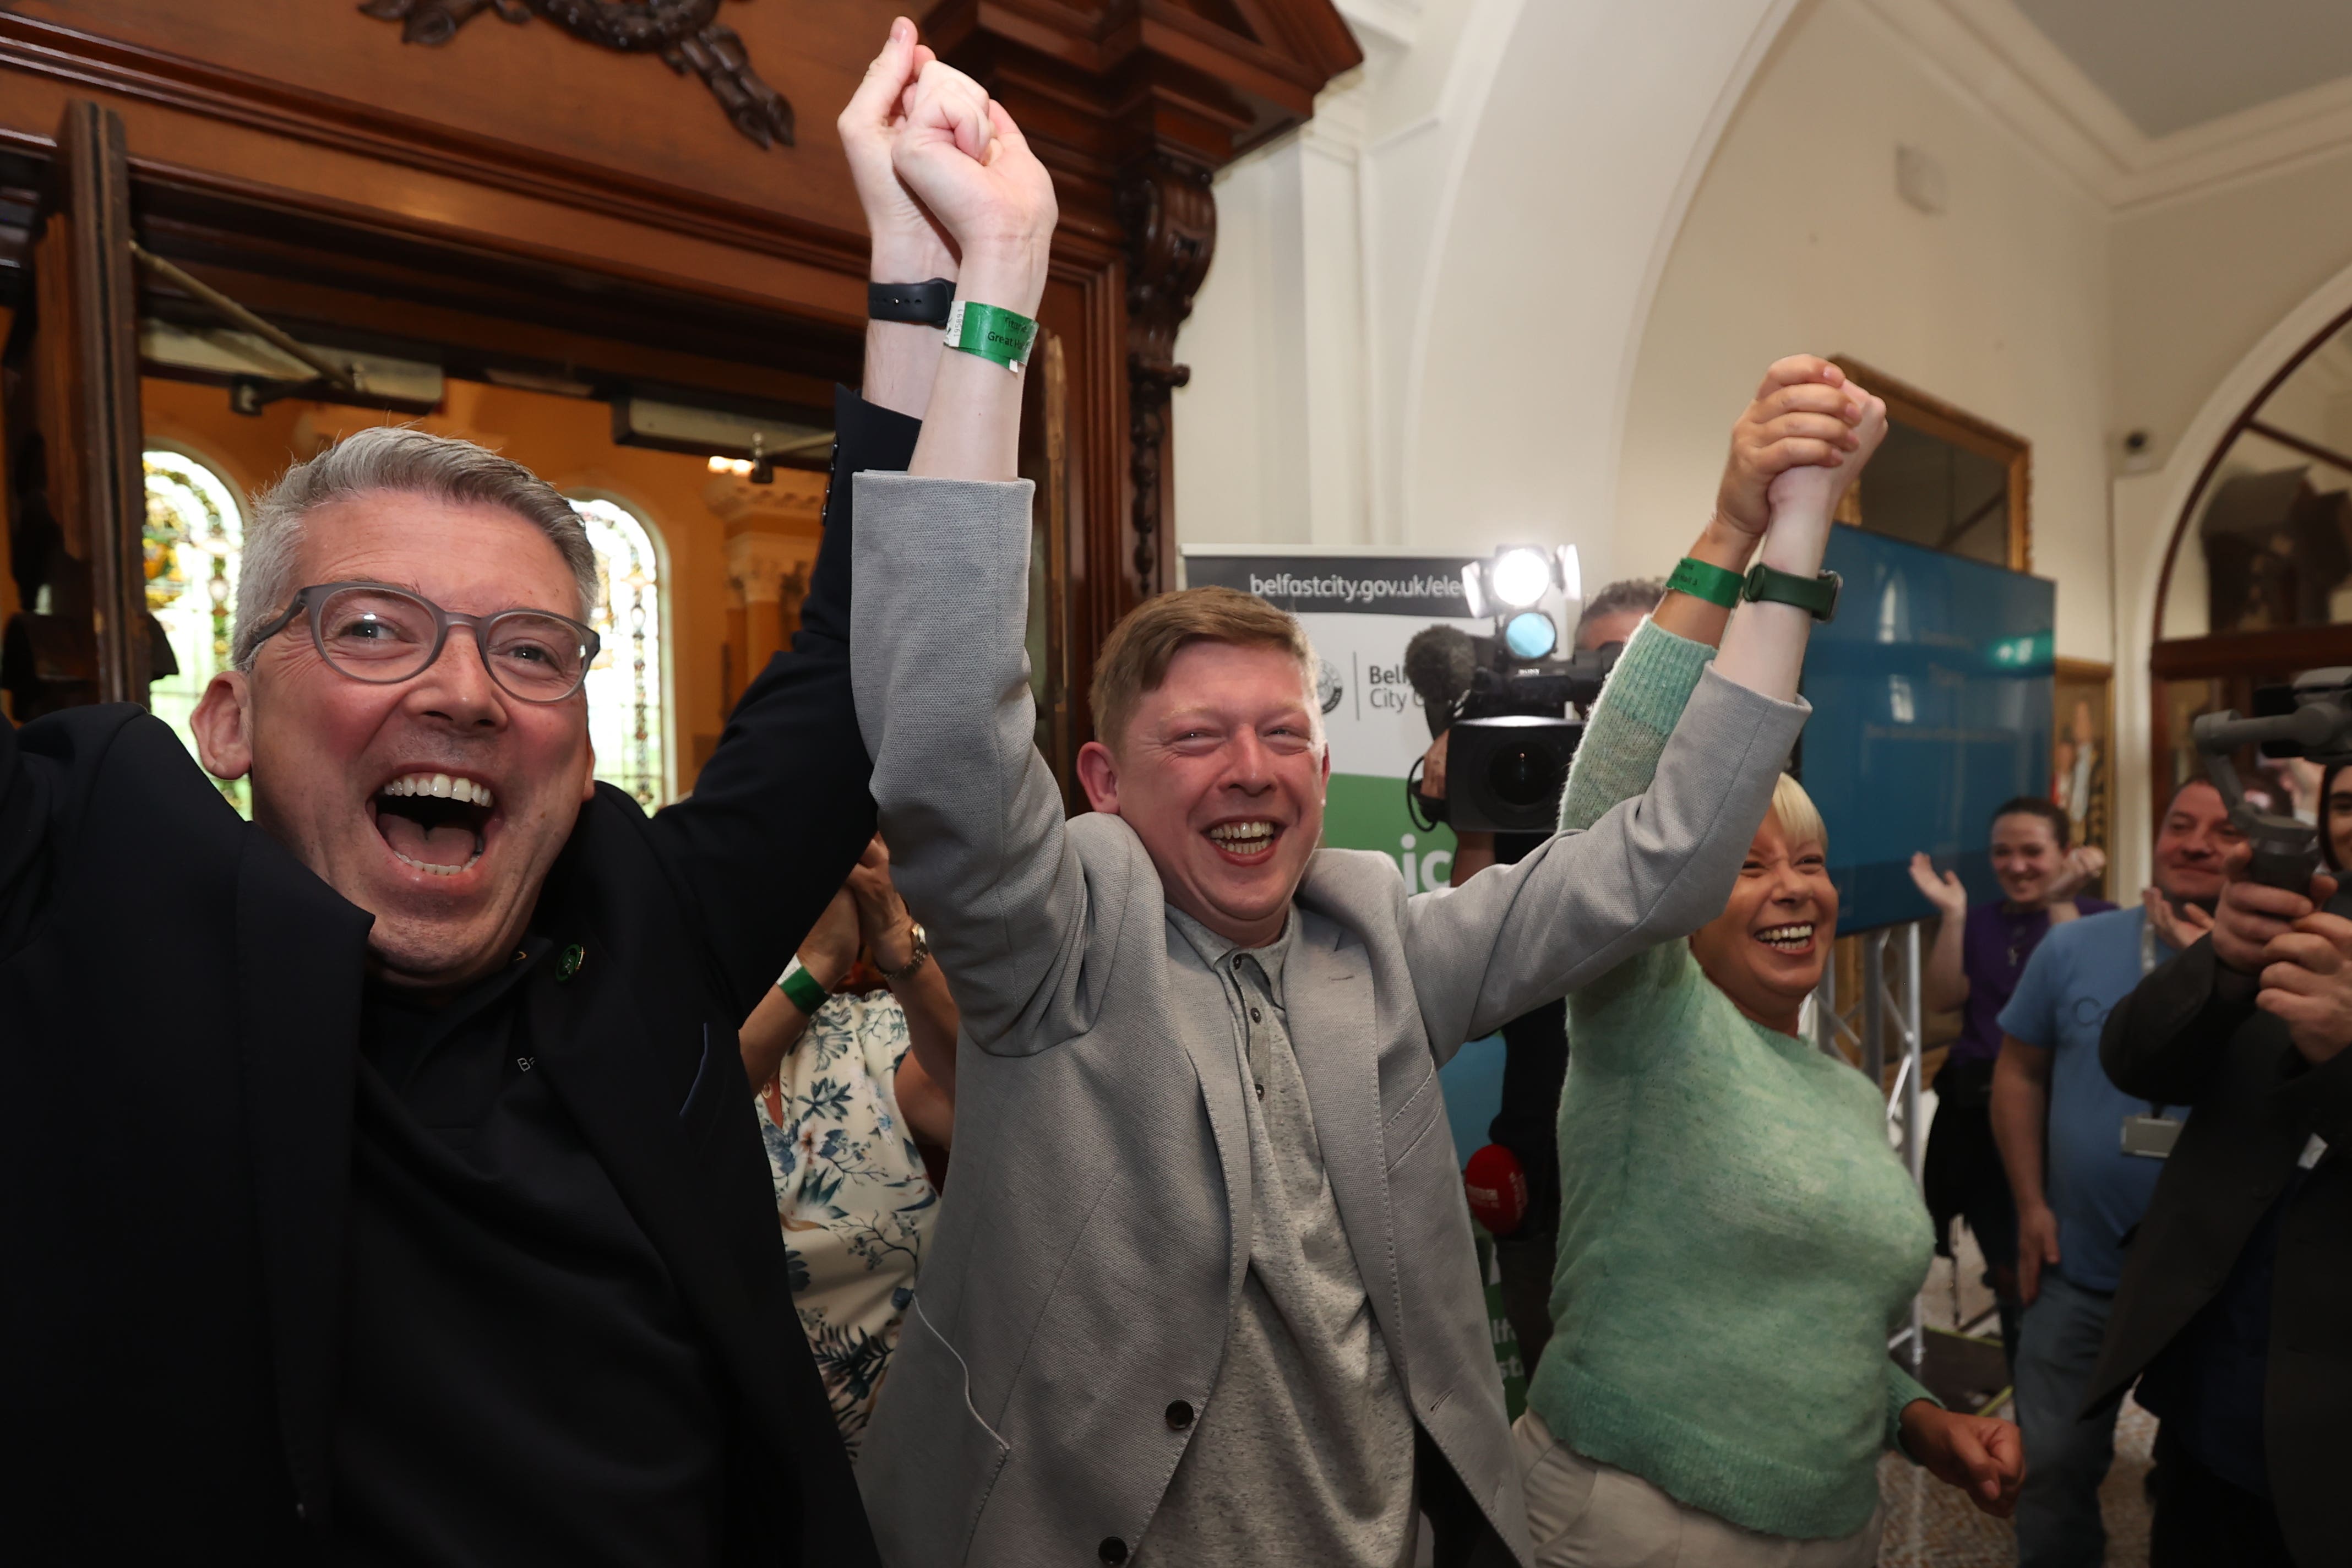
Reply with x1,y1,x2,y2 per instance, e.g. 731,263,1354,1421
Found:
1743,563,1842,622
943,300,1039,372
778,963,830,1016
1665,555,1744,609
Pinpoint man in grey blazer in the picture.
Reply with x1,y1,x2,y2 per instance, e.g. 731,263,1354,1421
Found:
841,40,1874,1568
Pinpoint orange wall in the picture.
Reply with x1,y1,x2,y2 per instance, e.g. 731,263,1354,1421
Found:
141,374,826,793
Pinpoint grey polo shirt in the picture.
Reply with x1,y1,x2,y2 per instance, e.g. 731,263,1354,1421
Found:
1135,907,1417,1567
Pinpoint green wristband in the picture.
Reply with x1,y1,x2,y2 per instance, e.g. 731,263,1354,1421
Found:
1666,554,1744,609
778,963,830,1016
943,300,1038,372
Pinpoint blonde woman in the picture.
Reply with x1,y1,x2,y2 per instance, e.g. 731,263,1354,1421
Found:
1518,734,2026,1562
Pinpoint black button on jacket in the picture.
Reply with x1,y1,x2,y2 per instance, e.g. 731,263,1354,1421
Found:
0,388,913,1565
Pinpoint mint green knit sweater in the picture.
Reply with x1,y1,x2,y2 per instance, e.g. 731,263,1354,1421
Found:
1525,621,1937,1542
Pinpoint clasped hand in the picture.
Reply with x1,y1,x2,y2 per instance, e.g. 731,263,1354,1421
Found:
2209,868,2352,1065
799,837,922,989
839,17,1057,318
1713,357,1887,569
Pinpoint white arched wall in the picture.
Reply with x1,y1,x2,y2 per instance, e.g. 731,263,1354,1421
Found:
1172,0,1796,554
2110,255,2352,893
1396,0,1794,555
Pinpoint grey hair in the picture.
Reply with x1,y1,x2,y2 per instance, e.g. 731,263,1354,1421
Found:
1575,576,1667,644
232,426,599,670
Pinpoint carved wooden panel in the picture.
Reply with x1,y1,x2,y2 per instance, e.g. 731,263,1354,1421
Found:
357,0,796,150
0,0,1362,753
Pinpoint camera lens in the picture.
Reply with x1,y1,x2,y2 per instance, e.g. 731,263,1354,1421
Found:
1488,741,1565,809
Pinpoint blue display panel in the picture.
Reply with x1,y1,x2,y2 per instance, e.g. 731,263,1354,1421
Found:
1804,527,2054,933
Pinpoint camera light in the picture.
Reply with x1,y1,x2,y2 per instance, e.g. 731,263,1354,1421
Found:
1461,563,1490,619
1489,546,1554,611
1504,611,1558,661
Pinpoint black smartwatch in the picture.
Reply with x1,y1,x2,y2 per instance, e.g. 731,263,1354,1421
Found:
1742,563,1842,622
868,278,955,328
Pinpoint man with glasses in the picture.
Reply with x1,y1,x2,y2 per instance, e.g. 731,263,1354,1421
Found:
0,23,948,1562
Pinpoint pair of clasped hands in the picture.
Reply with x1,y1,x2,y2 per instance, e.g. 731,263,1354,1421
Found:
840,18,1058,396
2189,863,2352,1068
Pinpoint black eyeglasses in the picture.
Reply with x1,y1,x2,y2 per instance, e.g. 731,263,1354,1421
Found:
248,582,602,704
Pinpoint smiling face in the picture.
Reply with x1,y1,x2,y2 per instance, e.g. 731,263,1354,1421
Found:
1990,811,2066,908
1075,639,1330,949
2152,778,2242,910
1688,809,1838,1036
190,492,596,994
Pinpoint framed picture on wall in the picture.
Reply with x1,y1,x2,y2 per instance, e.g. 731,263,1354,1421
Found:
1830,356,2032,572
2053,657,2114,894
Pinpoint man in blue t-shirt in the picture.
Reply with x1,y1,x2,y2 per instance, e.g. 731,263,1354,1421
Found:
1993,778,2241,1568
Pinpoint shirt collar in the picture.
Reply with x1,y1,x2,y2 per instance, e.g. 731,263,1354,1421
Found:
1167,905,1298,993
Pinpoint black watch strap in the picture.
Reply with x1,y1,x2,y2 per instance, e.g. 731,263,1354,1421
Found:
868,278,956,327
1743,563,1842,622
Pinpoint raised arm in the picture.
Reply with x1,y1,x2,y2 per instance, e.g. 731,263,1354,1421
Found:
846,18,954,421
851,59,1084,1053
645,28,988,1016
1404,362,1886,1047
1907,856,1971,1012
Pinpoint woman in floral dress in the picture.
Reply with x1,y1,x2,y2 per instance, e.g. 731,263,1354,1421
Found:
739,835,957,1457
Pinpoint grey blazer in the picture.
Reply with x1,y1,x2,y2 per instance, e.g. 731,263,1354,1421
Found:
848,473,1807,1568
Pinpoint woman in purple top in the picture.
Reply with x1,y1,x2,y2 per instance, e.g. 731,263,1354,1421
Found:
1910,797,2113,1370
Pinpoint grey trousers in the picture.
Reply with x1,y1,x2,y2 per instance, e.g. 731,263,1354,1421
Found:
2010,1272,2120,1568
1513,1412,1882,1567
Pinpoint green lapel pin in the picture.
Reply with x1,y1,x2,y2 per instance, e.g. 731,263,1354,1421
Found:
557,943,585,982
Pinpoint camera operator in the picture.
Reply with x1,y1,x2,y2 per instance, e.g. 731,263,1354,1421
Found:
1414,579,1662,1368
2080,763,2352,1567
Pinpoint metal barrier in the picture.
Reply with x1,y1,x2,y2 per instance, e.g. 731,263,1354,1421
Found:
1810,923,1928,1380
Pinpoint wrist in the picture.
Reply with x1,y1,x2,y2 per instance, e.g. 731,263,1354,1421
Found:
1757,510,1833,576
870,237,958,286
870,918,917,974
796,948,853,994
955,243,1050,320
1691,514,1759,571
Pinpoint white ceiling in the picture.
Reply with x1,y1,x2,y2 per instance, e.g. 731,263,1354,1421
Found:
2013,0,2352,138
1866,0,2352,210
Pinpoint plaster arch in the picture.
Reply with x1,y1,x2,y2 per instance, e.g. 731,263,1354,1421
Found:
2112,251,2352,889
1393,0,1798,554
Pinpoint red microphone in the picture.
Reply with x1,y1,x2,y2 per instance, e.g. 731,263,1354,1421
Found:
1463,1144,1528,1237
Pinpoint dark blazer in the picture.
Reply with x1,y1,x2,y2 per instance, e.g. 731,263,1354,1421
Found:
2088,931,2352,1567
0,389,913,1564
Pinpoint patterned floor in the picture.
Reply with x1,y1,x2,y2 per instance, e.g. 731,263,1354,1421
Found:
1885,1218,2155,1566
1877,1395,2154,1567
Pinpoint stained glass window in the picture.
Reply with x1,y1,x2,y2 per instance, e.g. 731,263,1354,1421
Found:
570,496,669,809
143,447,248,815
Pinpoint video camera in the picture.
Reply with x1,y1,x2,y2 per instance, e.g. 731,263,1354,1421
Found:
2190,666,2352,890
1407,545,1616,833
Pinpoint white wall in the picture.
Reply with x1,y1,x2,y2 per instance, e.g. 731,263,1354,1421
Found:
1174,0,1795,558
1175,0,2352,895
1616,0,2114,662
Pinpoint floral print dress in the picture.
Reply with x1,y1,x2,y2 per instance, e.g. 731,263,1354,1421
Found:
754,979,939,1458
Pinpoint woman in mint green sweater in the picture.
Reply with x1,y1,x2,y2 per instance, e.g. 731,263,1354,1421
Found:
1517,620,2024,1565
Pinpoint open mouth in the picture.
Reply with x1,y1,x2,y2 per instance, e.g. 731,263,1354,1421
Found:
371,771,496,877
1205,819,1281,862
1754,922,1815,954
